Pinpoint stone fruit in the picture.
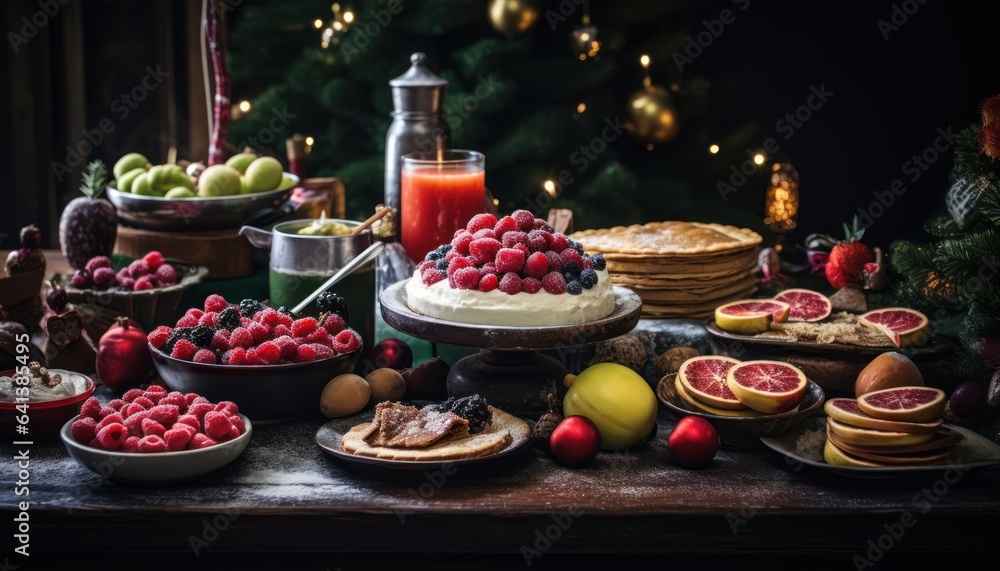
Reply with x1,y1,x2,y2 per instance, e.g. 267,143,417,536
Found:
667,416,719,468
826,417,936,447
673,376,768,417
856,386,946,423
371,338,413,370
676,355,745,410
365,368,406,404
113,152,149,180
197,165,242,197
772,288,831,322
548,415,601,466
725,360,808,414
654,346,700,380
96,316,154,391
165,187,196,199
858,308,929,348
824,398,942,433
948,381,988,419
562,362,657,450
854,352,924,398
225,152,256,174
320,374,370,418
59,160,117,269
714,300,790,334
244,156,283,193
115,167,146,193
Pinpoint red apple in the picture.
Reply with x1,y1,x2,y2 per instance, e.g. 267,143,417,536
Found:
549,415,601,466
667,416,719,468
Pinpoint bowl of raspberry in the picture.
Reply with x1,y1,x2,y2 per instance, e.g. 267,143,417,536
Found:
147,295,363,423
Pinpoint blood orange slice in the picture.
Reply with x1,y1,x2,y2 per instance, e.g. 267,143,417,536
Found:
858,308,929,347
826,418,937,447
823,439,896,468
676,356,745,410
772,289,831,322
856,386,945,423
673,376,769,417
714,300,791,334
725,360,808,413
824,398,942,434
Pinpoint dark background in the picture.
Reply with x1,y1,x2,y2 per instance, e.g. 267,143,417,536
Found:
1,0,996,251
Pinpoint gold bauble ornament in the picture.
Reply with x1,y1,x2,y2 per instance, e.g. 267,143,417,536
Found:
624,85,680,144
488,0,539,36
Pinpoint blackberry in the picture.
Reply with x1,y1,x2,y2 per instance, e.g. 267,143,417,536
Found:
426,250,443,262
316,292,349,321
277,306,294,316
568,239,584,254
218,306,241,331
190,325,215,348
433,395,492,433
435,258,449,271
239,298,265,318
566,280,583,295
579,269,598,289
591,253,606,271
437,243,452,254
163,327,194,354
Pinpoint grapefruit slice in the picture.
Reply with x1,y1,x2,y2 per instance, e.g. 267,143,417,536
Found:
824,439,905,468
826,418,936,447
673,376,769,417
725,360,808,413
824,398,942,434
858,308,929,347
856,386,946,423
827,426,961,456
714,300,791,334
677,356,745,410
772,289,832,322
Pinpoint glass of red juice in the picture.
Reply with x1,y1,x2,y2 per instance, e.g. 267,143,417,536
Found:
400,149,485,263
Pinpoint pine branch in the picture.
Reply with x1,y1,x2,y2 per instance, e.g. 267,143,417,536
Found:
81,160,108,199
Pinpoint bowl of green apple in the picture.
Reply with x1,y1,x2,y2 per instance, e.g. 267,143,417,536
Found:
106,152,299,231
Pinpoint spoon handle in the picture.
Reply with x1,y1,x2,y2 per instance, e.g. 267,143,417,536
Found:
290,241,386,316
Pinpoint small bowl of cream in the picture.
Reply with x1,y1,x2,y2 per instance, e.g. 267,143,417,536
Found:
0,364,96,440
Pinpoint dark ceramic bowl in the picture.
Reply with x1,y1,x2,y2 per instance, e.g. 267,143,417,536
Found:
149,343,361,423
0,369,97,440
656,374,825,451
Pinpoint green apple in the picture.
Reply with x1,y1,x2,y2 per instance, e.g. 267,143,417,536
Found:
244,156,283,193
131,173,159,196
276,175,297,191
225,153,257,174
113,153,149,180
197,165,242,197
116,167,146,193
164,187,196,199
148,164,194,194
239,176,253,194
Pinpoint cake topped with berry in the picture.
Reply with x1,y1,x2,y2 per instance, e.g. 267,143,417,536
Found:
405,211,616,326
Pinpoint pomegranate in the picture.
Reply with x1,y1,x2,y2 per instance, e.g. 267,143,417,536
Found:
96,317,154,391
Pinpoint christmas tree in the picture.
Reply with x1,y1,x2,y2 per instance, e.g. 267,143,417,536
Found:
225,0,767,232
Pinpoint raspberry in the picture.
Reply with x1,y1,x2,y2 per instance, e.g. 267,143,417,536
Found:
272,323,292,338
255,341,282,364
291,317,318,338
467,213,498,233
580,256,593,270
124,410,150,437
275,311,293,327
96,423,127,450
495,248,526,274
142,418,167,438
499,272,523,295
494,215,519,236
108,398,125,411
92,266,116,289
522,277,542,294
304,327,329,344
188,433,218,450
446,255,474,275
541,271,567,294
469,238,502,264
533,219,555,232
306,343,333,360
69,270,91,288
121,403,144,418
478,273,499,292
122,436,142,452
230,415,247,435
204,294,229,313
138,435,167,453
451,230,474,255
159,392,187,412
579,268,598,289
222,347,247,365
197,312,218,328
147,326,172,349
80,397,102,419
132,396,155,409
118,277,136,291
128,259,150,277
175,314,198,328
96,412,124,431
170,339,197,360
134,275,156,291
452,266,481,290
502,231,529,248
472,228,497,241
255,307,281,327
293,344,317,363
513,243,530,256
229,327,253,349
85,255,112,274
164,427,194,451
273,335,298,360
142,251,165,269
88,438,103,450
543,253,563,274
72,416,98,444
210,329,230,351
421,266,446,285
147,404,179,427
176,414,201,431
184,392,202,405
566,280,583,295
247,321,271,344
193,349,217,364
332,330,361,354
561,248,584,266
186,307,206,319
203,411,233,440
527,230,550,252
512,210,535,232
144,384,166,399
215,401,239,416
524,252,550,278
97,405,115,419
591,253,606,270
322,313,346,335
154,263,178,286
244,348,267,365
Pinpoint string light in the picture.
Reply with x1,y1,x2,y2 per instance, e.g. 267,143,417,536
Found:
305,136,315,146
343,10,354,23
753,153,765,165
543,180,557,197
493,198,500,206
313,19,323,28
576,102,587,113
238,100,251,113
709,144,720,154
317,3,353,48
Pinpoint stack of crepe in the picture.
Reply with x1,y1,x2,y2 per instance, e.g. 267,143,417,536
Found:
571,221,762,318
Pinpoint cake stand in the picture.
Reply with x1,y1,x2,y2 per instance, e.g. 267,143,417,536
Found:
379,281,643,418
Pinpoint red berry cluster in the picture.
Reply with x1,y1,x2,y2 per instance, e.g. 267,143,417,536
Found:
70,251,177,292
71,386,246,452
147,294,360,365
416,211,606,296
